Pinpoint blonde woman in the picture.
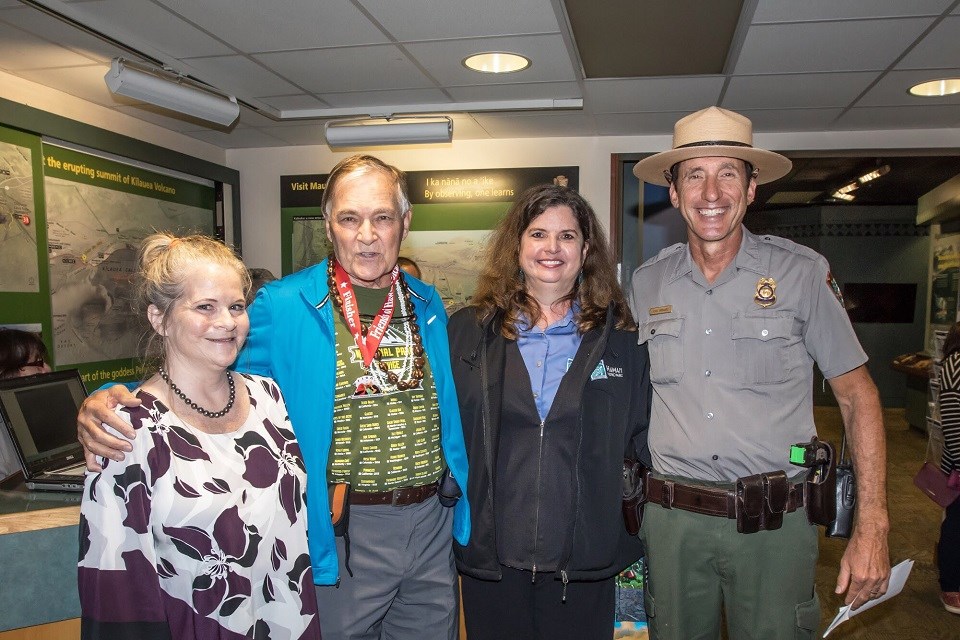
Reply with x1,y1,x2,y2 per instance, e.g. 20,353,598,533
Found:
78,233,319,639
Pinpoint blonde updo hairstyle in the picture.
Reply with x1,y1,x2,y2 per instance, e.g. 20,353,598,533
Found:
137,232,251,370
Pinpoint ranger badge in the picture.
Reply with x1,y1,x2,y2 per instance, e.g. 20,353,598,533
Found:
754,277,777,308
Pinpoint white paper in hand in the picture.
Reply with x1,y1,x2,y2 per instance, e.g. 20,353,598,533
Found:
822,559,913,638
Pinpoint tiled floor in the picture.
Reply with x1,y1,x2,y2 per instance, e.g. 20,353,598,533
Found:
814,407,959,639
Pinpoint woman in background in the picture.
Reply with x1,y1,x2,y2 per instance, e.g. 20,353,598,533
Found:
0,328,53,478
78,233,320,639
448,184,650,639
0,328,50,379
936,321,960,614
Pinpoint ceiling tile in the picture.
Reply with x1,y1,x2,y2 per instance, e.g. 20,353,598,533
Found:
255,94,330,111
583,77,725,114
65,0,234,58
724,72,878,109
179,55,300,97
319,88,451,108
470,111,596,138
734,18,934,74
255,45,432,95
734,107,845,132
1,6,127,63
446,81,580,103
752,0,953,22
0,20,99,70
834,104,960,129
254,45,434,93
405,34,576,86
593,111,689,135
183,126,289,148
155,0,389,52
896,16,960,69
858,69,960,106
359,0,559,41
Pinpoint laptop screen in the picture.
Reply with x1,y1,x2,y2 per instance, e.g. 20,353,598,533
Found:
0,370,87,472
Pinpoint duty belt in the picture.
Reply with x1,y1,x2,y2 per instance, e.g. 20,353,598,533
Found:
349,482,439,506
644,471,804,522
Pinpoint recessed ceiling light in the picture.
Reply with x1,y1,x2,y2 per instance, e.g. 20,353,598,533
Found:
463,52,531,74
909,78,960,97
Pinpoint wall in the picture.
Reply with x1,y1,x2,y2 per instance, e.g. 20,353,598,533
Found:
228,128,960,276
750,206,929,408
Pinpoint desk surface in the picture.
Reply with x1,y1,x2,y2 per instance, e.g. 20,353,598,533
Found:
0,476,81,534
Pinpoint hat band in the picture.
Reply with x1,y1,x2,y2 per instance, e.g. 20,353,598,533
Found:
675,140,753,150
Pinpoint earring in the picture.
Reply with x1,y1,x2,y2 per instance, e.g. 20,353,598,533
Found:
577,270,584,286
518,268,525,281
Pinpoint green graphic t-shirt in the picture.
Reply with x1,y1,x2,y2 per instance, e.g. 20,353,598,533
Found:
327,281,443,491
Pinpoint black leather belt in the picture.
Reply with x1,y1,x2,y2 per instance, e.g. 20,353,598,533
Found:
645,473,804,518
349,482,439,506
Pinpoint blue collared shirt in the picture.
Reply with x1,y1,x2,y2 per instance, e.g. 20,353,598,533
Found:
517,306,583,421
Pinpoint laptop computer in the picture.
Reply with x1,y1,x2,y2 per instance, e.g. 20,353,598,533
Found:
0,369,88,492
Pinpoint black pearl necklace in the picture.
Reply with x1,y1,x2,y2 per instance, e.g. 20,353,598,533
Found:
158,366,236,418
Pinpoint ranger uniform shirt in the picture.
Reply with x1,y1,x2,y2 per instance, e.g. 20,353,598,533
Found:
629,227,867,482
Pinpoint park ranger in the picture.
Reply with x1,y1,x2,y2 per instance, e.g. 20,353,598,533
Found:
629,106,890,640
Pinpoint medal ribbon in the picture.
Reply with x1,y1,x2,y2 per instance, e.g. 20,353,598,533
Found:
333,260,400,367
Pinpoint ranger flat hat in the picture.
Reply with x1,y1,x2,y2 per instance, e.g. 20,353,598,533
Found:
632,106,792,186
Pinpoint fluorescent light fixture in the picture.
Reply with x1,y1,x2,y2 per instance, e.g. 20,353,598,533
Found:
909,78,960,97
834,182,859,195
857,165,890,184
104,58,240,126
831,191,855,202
463,52,531,74
324,117,453,148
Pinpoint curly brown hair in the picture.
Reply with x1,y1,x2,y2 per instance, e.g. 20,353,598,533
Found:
472,184,635,339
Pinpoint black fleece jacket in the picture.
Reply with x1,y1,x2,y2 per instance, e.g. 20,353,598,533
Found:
448,305,651,582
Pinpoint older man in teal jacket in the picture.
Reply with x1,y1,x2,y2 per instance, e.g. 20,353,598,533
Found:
78,155,470,640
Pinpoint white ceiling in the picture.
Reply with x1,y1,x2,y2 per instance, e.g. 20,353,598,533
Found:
1,0,958,149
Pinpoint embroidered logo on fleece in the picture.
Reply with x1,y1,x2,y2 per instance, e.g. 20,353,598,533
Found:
591,360,608,381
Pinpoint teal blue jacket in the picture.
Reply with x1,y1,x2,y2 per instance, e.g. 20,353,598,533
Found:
236,259,471,585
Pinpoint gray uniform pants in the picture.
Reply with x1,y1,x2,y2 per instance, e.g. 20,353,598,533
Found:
315,498,458,640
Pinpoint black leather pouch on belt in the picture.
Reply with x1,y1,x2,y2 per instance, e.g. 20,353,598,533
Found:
735,474,765,533
761,471,789,530
803,440,838,528
622,459,646,536
736,471,789,533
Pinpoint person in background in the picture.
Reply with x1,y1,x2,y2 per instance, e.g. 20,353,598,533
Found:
77,233,319,639
397,256,422,279
448,184,650,640
0,328,50,379
0,328,53,478
77,155,471,640
246,266,277,301
630,106,890,639
935,321,960,614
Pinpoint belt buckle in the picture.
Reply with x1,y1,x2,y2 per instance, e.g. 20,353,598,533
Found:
391,487,404,506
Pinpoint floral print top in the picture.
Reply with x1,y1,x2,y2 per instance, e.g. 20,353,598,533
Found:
78,374,321,640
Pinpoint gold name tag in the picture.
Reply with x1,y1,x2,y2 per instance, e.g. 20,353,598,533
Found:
649,305,672,315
